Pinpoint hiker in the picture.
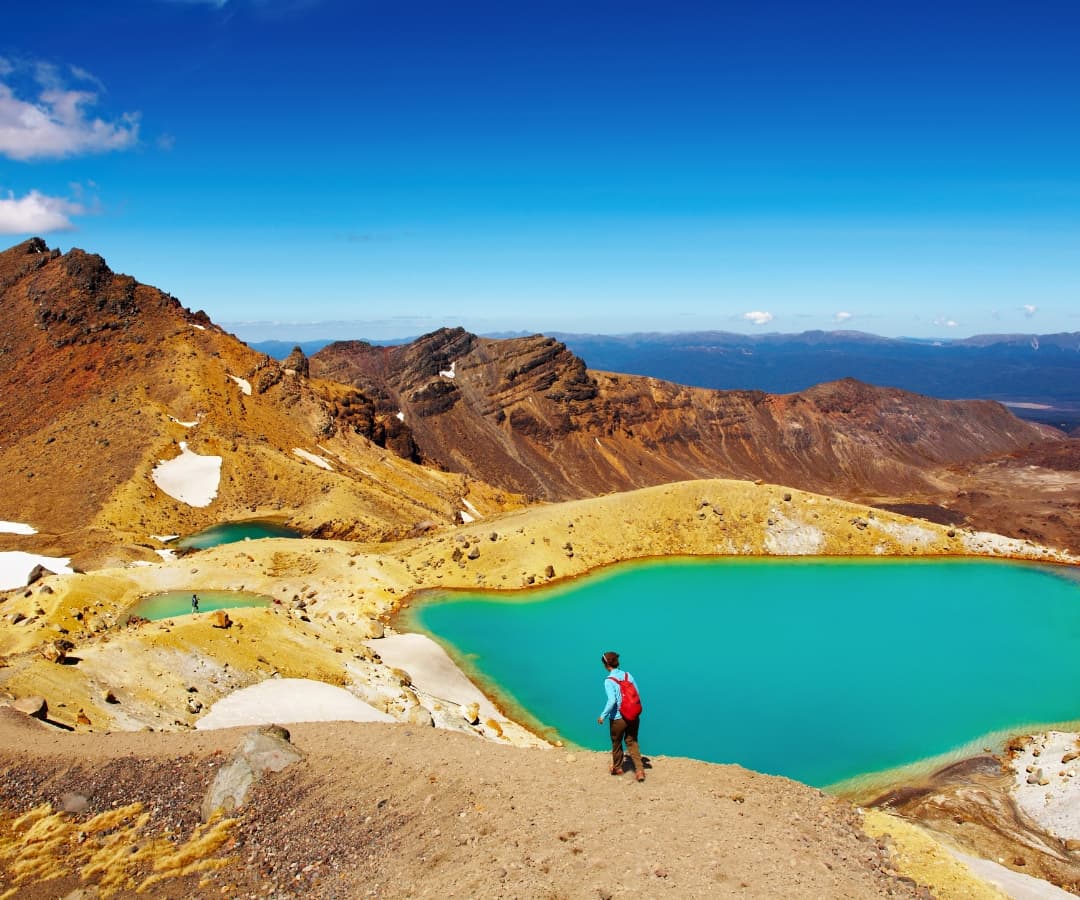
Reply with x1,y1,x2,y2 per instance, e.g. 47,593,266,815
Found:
191,593,200,613
597,650,645,782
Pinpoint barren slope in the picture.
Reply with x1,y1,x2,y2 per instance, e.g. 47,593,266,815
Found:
311,329,1075,549
0,240,524,564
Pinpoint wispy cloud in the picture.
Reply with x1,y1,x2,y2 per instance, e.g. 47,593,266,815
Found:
0,61,139,161
1022,303,1038,318
0,189,89,233
743,310,774,326
932,316,959,328
834,311,853,324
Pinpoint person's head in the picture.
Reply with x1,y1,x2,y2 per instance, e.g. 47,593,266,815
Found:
601,651,620,670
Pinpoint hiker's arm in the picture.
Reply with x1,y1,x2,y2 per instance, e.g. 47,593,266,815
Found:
597,679,618,723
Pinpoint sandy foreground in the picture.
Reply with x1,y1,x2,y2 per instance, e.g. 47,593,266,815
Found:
0,707,925,899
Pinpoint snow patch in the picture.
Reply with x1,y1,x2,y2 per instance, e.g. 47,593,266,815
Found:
151,441,222,508
150,534,178,543
169,416,199,428
460,498,482,522
190,323,206,331
365,633,506,724
439,361,456,379
0,552,73,590
155,549,178,561
228,374,252,396
396,411,405,422
196,678,394,730
0,521,36,535
293,448,333,470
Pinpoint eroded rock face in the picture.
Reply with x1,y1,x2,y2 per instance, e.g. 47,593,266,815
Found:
312,330,1058,515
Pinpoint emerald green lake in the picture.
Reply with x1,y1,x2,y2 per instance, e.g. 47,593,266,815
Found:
403,557,1080,789
176,519,301,550
128,590,272,621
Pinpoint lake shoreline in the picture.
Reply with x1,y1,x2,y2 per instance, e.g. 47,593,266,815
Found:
396,554,1080,792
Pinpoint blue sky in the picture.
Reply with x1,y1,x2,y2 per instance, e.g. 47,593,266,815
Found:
1,0,1077,340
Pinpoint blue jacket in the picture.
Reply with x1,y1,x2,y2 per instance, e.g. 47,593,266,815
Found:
600,668,638,722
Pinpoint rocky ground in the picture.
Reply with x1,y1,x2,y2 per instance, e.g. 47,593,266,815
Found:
2,478,1079,897
0,708,930,899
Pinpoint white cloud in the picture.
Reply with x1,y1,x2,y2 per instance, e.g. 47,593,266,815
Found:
0,189,86,233
0,65,139,161
834,311,853,324
743,310,774,326
932,316,959,328
1022,304,1038,318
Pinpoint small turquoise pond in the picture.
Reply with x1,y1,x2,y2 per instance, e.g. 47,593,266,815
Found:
128,590,273,621
176,519,301,550
403,557,1080,789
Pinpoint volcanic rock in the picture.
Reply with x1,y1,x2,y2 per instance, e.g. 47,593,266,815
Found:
12,696,47,719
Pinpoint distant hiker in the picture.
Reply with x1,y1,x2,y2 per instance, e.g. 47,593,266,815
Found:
191,593,200,613
597,650,645,782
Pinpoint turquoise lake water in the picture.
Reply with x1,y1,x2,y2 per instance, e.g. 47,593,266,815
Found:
176,519,301,550
128,590,272,621
403,557,1080,789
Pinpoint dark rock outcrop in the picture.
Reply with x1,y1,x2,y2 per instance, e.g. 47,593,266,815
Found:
312,330,1057,509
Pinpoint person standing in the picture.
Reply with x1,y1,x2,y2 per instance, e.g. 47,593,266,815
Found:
597,650,645,782
191,593,200,613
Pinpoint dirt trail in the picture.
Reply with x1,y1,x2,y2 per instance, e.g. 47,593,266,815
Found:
0,710,924,899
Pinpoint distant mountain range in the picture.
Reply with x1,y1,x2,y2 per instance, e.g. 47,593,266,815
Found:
254,330,1080,431
309,327,1055,505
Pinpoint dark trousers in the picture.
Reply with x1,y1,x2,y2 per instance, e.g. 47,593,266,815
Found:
609,716,643,773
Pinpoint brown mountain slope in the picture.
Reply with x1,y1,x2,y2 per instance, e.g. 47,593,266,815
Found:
311,327,1054,501
0,240,523,563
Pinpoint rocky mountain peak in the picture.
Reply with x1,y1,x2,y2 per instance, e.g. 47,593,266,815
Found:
281,346,309,378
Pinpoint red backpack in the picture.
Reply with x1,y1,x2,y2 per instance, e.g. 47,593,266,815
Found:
608,674,642,720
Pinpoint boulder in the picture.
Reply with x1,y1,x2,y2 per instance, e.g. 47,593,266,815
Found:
40,641,67,663
209,610,232,629
461,702,480,725
26,564,54,586
202,725,304,821
13,696,47,719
